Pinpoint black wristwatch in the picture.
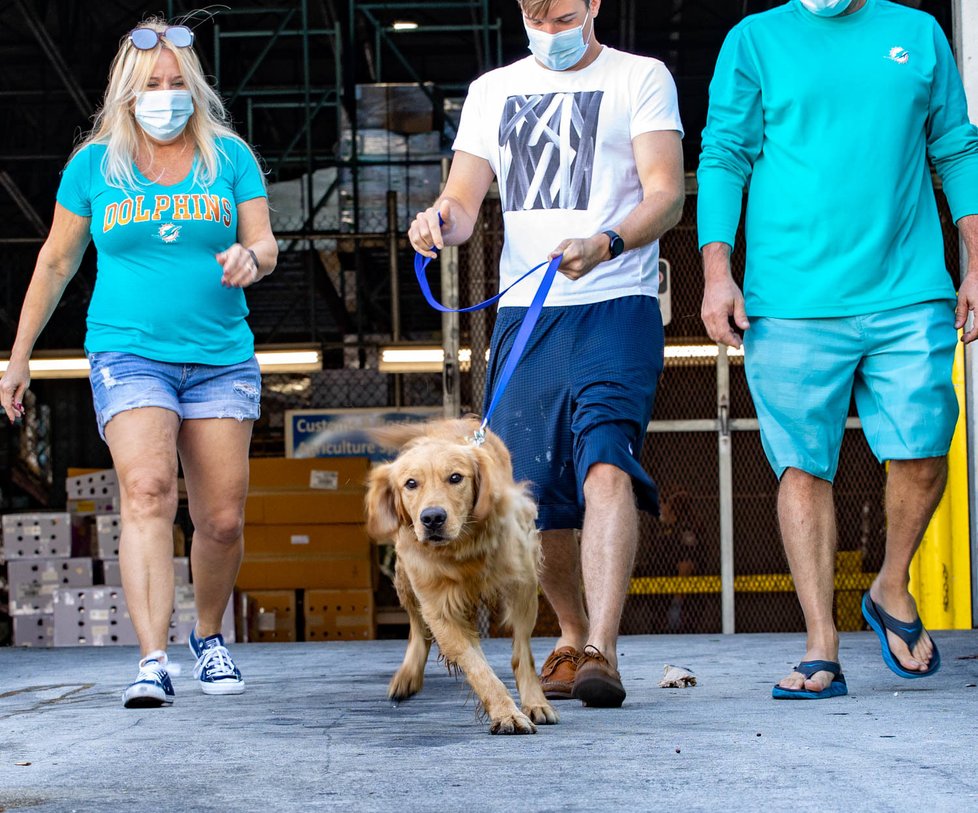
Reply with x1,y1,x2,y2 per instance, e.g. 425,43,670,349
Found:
603,229,625,260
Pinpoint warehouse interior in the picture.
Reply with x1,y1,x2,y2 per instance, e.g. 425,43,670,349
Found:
0,0,967,648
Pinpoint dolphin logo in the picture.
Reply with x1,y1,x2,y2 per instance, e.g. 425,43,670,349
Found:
886,46,909,64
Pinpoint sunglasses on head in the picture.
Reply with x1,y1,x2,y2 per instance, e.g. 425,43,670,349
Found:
128,25,194,50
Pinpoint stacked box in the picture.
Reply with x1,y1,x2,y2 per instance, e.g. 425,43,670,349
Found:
305,589,375,640
13,614,54,647
169,584,235,646
355,82,443,134
66,468,120,516
241,590,296,642
8,558,94,615
94,514,121,558
100,557,190,588
53,586,138,647
2,512,87,559
238,457,376,640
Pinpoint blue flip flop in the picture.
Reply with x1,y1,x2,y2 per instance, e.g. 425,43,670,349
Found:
771,660,848,700
861,591,941,679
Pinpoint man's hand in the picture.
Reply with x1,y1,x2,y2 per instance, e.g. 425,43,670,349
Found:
550,234,606,281
701,242,749,348
955,269,978,344
408,201,455,259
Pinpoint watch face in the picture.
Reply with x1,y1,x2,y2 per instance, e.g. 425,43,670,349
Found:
606,231,624,258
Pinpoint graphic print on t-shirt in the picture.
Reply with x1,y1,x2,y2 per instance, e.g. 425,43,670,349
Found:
499,91,603,213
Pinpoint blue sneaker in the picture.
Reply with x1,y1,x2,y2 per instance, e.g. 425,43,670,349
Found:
122,651,175,708
189,628,245,695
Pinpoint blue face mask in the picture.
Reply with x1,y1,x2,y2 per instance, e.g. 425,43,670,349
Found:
134,89,194,142
799,0,854,16
524,9,592,71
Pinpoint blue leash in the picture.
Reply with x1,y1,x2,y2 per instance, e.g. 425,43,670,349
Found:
413,248,561,441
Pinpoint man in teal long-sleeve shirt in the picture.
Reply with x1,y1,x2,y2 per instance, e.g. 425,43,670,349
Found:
698,0,978,699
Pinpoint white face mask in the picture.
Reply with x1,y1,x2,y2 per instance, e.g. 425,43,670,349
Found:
524,9,592,71
799,0,854,16
134,89,194,142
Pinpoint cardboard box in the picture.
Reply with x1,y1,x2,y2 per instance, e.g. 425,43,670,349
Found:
244,490,366,525
67,496,120,516
94,514,121,558
8,558,95,615
355,82,443,134
2,512,81,559
169,584,235,645
98,556,189,587
242,590,296,642
243,524,371,559
53,586,138,647
12,613,54,647
249,457,371,491
236,555,373,591
304,589,375,640
66,468,119,500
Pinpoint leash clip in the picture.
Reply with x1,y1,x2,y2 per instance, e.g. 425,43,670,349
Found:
470,420,488,448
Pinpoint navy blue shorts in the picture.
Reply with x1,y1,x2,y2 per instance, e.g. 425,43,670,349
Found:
484,295,664,530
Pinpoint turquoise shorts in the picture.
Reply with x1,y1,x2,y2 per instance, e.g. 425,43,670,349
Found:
743,300,958,481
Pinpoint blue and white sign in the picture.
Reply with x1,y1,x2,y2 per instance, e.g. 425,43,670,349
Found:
285,407,441,461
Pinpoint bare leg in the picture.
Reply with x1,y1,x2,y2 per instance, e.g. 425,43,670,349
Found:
869,457,947,671
105,408,181,658
580,463,638,671
538,528,588,651
178,417,253,637
776,468,839,693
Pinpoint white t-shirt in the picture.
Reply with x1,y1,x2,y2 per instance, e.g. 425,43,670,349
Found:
453,47,683,307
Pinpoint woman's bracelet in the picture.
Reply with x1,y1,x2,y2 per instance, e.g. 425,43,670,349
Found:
246,248,260,274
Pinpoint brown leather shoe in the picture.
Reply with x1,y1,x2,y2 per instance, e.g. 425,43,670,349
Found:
572,645,625,708
539,646,581,700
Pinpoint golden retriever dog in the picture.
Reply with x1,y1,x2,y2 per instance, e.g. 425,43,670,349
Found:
364,417,558,734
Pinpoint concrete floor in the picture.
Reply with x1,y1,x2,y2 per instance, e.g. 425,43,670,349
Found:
2,631,977,812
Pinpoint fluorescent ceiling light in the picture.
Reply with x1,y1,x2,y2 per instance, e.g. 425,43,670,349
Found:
379,345,474,373
0,345,323,380
379,343,741,372
391,20,419,31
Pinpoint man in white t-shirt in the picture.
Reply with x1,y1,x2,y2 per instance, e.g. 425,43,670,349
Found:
408,0,684,708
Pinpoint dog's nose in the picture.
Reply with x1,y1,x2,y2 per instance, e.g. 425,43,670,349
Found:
420,507,447,530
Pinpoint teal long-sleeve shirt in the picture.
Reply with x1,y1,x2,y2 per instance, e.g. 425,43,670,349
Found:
697,0,978,318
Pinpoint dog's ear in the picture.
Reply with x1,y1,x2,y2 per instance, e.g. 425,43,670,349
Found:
365,463,402,540
471,446,496,522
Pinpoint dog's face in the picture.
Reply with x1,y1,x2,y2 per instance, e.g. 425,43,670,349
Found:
365,436,494,546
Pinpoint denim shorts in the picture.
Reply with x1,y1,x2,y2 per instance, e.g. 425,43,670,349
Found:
485,296,664,530
743,300,958,481
87,351,261,439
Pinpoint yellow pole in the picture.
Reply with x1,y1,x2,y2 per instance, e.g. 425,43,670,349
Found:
909,339,972,629
948,339,972,628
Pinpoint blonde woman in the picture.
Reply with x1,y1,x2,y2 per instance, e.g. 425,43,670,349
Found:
0,19,277,707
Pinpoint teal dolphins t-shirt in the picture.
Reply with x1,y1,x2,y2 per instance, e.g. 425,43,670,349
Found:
56,135,267,364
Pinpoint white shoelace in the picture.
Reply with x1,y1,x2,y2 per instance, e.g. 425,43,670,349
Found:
193,644,236,680
137,650,181,680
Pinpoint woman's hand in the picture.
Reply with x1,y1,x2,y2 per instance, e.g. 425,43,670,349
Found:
217,243,260,288
0,358,30,424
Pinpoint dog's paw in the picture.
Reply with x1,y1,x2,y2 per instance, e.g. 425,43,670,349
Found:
489,710,537,735
523,702,559,725
388,669,423,701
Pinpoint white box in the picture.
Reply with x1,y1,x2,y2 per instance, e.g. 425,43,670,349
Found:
2,513,74,559
66,469,119,500
13,613,54,647
53,586,138,647
99,556,190,587
8,558,95,615
94,514,121,558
